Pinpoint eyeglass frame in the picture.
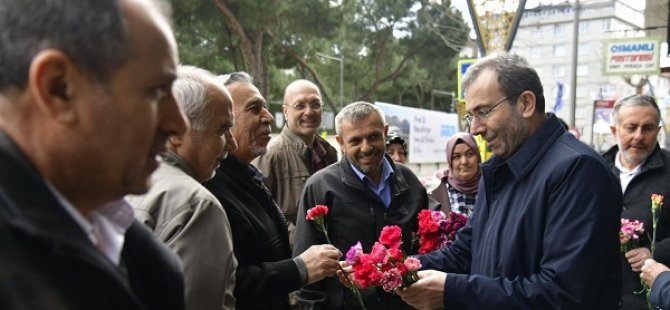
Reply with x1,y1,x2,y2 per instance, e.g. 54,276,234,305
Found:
283,101,323,111
463,92,521,126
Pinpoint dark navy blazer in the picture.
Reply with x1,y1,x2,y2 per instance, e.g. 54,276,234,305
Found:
419,114,622,309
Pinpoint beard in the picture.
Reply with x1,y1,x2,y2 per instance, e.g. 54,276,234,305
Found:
250,143,268,157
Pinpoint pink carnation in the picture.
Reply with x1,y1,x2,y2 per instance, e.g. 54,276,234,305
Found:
404,257,421,271
381,268,403,292
370,242,388,264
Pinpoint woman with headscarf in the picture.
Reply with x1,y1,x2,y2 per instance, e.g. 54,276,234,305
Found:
427,132,482,216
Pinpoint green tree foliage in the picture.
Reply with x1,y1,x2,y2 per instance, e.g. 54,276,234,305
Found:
170,0,469,112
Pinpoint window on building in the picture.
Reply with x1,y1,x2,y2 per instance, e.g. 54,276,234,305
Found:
576,86,587,98
577,64,589,76
578,43,589,55
531,46,543,58
579,21,589,34
602,19,611,32
552,65,565,77
598,84,615,99
554,23,566,36
553,44,566,57
531,27,542,38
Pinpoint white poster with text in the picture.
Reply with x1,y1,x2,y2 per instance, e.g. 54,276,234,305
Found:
375,102,460,164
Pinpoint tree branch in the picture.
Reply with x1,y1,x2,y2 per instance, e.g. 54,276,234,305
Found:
266,31,339,113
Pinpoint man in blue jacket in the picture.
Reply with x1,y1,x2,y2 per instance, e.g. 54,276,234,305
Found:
642,258,670,309
397,52,622,309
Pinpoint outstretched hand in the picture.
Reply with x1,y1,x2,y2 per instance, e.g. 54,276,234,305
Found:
641,259,670,287
336,261,356,288
299,244,342,285
395,270,446,310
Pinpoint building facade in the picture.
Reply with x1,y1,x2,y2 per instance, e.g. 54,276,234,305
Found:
511,0,667,150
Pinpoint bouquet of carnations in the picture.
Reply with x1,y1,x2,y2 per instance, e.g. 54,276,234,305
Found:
620,218,645,253
345,225,422,293
416,209,468,254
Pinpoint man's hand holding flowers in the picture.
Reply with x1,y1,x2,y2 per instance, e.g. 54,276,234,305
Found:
395,270,446,310
298,244,342,285
641,258,670,288
626,247,652,273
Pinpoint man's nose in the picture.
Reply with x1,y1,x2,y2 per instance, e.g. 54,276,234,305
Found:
159,93,187,137
261,107,274,124
225,131,238,152
468,117,485,136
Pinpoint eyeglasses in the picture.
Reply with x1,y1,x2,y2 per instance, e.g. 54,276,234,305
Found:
463,93,519,126
284,101,323,111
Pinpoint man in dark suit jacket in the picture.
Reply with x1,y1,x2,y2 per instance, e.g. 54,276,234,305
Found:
206,72,341,310
397,52,621,309
0,0,187,309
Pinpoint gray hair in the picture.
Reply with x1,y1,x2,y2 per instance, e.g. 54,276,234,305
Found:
218,71,253,86
612,94,661,125
462,51,545,113
335,101,386,135
0,0,171,91
173,65,223,131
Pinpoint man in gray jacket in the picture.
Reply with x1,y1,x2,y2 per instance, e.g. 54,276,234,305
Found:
127,65,238,310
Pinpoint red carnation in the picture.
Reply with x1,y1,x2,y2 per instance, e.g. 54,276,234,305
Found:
417,210,439,234
306,204,329,220
379,225,402,249
353,255,383,288
387,247,403,261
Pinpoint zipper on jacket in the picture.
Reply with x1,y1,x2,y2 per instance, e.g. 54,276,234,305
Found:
370,207,376,238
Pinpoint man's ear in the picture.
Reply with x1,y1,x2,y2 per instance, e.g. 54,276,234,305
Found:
335,134,344,148
28,49,79,124
610,125,617,136
169,134,183,147
517,90,537,118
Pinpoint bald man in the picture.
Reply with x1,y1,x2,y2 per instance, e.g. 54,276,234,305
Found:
253,79,337,246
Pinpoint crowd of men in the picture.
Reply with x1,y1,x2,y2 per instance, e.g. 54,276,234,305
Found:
1,0,669,310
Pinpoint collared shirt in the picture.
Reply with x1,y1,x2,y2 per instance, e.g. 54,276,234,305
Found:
446,183,477,217
47,182,134,265
614,150,644,194
350,157,394,208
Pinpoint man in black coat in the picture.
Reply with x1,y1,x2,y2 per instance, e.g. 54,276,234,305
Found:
0,0,187,309
293,101,429,310
602,94,670,310
206,72,341,310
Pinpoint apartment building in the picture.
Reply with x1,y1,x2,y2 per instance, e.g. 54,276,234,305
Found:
511,0,666,149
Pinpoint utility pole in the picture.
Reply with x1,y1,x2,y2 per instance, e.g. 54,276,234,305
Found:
569,0,580,128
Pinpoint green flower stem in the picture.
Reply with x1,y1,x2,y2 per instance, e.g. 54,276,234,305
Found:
316,219,367,310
